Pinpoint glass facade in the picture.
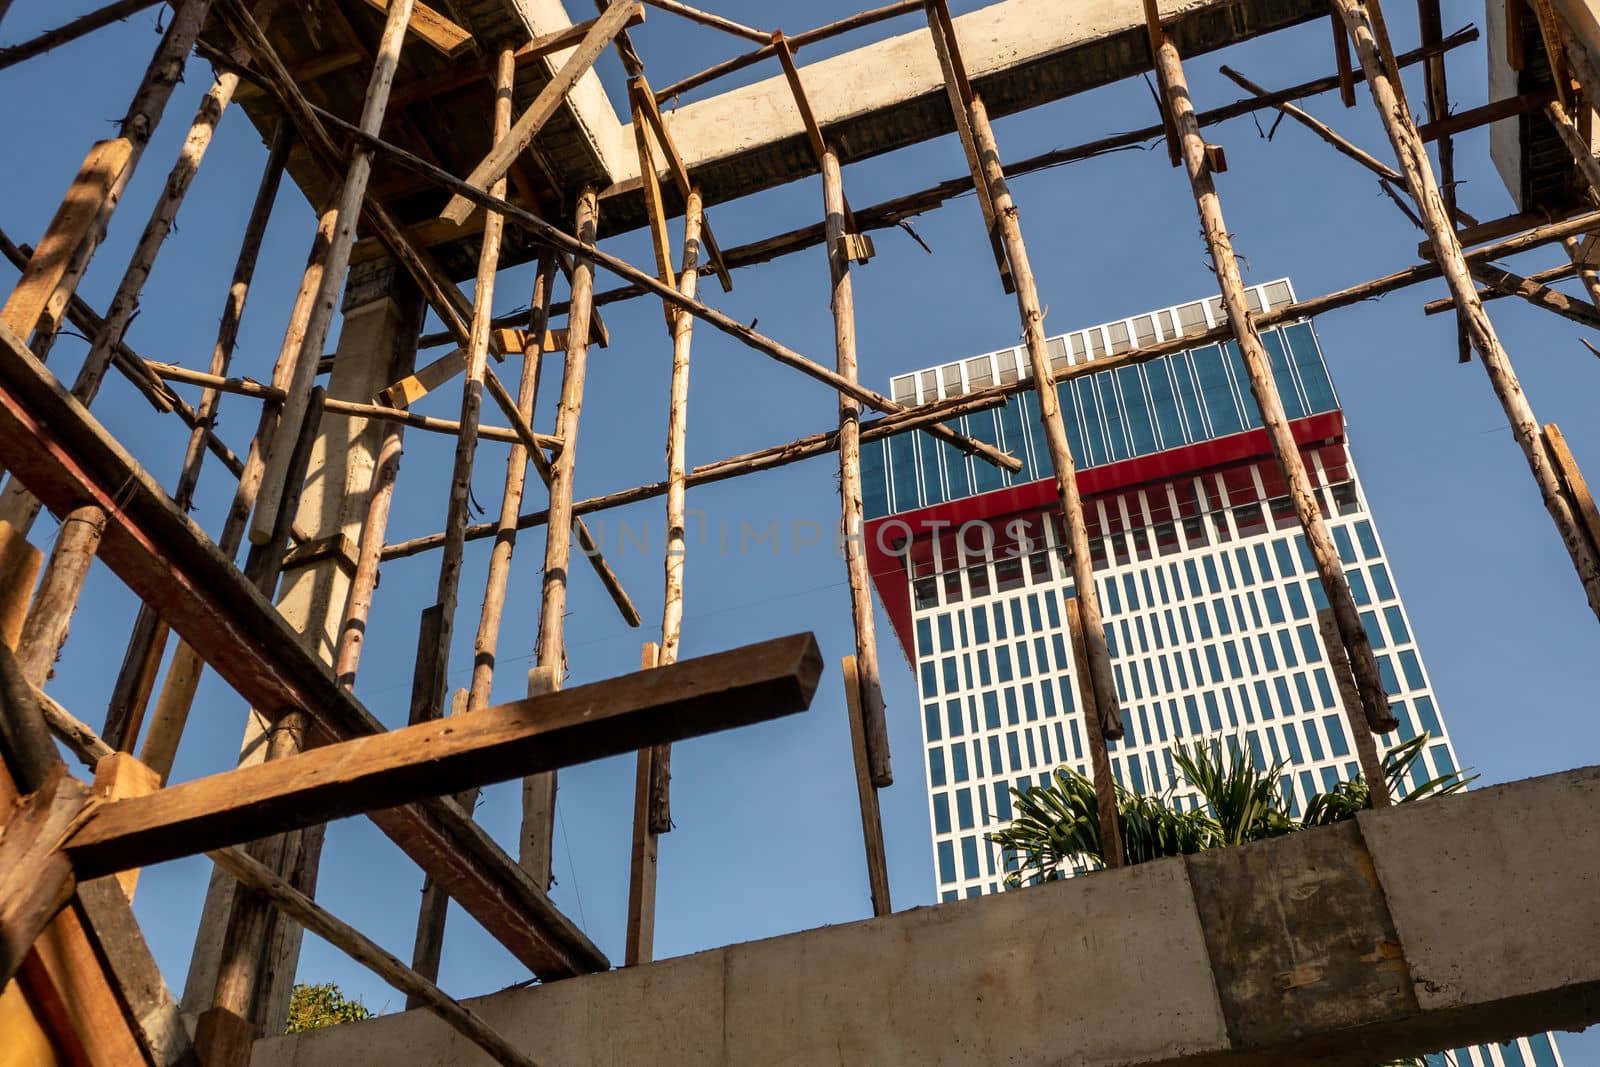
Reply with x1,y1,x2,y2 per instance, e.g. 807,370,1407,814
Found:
874,280,1563,1067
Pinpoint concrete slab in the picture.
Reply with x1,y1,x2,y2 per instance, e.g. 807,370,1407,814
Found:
250,766,1600,1067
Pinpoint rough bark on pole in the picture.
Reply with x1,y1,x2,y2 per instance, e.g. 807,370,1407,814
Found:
105,122,292,750
140,197,339,784
334,426,403,691
1066,597,1123,868
1545,99,1600,308
822,148,892,788
250,0,416,545
1334,0,1600,621
26,0,216,355
411,48,515,995
651,187,705,831
15,506,107,688
0,0,166,72
525,187,600,885
625,642,661,967
841,655,892,915
1152,33,1396,733
1317,609,1390,809
0,72,239,535
964,97,1122,740
468,250,557,711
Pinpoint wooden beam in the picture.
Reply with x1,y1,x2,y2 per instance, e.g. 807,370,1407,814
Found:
1466,261,1600,330
625,643,662,966
0,314,606,978
362,0,474,56
631,78,679,332
65,634,822,876
440,1,642,223
772,33,870,265
1416,86,1559,143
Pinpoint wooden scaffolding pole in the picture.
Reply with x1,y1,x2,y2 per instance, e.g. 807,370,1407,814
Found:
526,186,600,889
209,845,541,1067
1066,597,1123,868
624,186,705,968
249,0,416,545
138,204,340,784
1333,0,1600,621
1151,27,1397,733
963,98,1123,741
6,0,214,356
823,147,892,788
0,71,239,535
0,0,166,72
841,655,891,914
411,47,516,993
15,506,106,688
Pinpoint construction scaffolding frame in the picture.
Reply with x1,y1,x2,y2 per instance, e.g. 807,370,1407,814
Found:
1,0,1599,1063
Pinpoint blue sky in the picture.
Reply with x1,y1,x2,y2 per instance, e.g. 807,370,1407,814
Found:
2,0,1596,1058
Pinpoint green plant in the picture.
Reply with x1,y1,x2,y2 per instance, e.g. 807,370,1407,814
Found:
285,982,372,1034
991,732,1473,888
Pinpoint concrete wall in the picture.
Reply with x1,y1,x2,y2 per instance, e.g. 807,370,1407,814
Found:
252,765,1600,1066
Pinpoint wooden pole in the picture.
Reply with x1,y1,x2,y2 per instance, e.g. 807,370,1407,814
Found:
822,148,892,787
525,187,600,888
23,0,215,355
383,393,1010,561
964,97,1123,740
1333,0,1600,621
1153,32,1397,733
138,205,340,785
841,655,892,914
411,48,516,993
15,506,107,688
250,0,416,545
209,845,542,1067
0,72,239,535
1545,98,1600,308
1066,597,1124,868
624,642,661,966
1317,609,1390,808
0,0,165,72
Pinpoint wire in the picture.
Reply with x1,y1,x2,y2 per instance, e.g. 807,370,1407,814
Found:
557,801,587,930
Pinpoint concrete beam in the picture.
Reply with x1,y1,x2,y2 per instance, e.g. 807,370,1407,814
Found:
593,0,1328,236
251,765,1600,1066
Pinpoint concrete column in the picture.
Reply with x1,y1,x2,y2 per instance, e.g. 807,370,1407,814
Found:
180,260,423,1032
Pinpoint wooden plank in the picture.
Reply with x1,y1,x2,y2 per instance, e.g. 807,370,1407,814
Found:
841,656,890,917
440,1,641,224
65,633,822,876
89,754,160,899
73,876,196,1067
1,140,131,338
379,347,466,408
362,0,474,56
0,313,607,980
1545,423,1600,559
494,326,568,354
1416,86,1559,143
1466,261,1600,330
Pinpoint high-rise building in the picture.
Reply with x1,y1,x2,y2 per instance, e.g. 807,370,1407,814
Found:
861,280,1563,1067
